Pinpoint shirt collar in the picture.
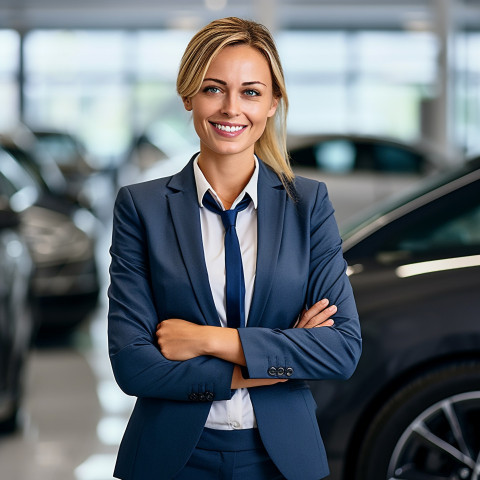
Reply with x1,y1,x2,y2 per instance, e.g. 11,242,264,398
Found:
193,155,259,210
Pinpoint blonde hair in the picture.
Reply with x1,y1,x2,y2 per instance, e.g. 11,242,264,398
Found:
177,17,294,184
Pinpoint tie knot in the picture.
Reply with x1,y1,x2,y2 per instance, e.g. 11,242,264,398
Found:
202,191,251,230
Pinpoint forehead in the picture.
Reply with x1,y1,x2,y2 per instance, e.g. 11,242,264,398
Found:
206,44,272,83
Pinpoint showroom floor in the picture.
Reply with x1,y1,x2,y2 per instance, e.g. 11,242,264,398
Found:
0,220,133,480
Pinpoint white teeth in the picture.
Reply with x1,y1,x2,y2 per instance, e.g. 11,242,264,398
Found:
214,123,244,132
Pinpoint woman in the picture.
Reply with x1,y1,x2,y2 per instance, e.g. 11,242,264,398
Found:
108,17,361,480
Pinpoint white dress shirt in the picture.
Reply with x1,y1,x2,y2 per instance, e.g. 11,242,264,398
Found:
193,155,258,430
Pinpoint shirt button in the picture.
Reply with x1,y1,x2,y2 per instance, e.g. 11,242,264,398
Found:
231,421,240,429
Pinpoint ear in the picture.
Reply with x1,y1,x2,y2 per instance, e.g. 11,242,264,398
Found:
183,97,192,112
267,96,279,118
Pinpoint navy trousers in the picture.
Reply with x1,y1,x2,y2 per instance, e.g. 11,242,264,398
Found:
172,428,286,480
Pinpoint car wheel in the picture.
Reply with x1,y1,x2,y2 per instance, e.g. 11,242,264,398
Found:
354,362,480,480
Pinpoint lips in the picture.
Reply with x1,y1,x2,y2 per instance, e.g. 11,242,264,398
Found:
209,121,247,137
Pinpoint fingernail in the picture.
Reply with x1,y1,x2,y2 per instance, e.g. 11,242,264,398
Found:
321,298,329,305
328,305,337,312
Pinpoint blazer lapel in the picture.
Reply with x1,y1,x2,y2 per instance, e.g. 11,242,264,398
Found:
166,158,220,327
248,162,287,328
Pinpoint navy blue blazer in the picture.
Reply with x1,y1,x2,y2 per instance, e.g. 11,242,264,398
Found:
108,156,361,480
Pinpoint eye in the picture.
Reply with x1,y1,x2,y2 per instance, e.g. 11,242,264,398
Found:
244,89,260,97
203,86,221,94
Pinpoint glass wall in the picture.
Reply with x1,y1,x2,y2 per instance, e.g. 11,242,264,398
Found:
278,30,436,140
1,27,478,164
456,33,480,156
23,29,194,166
0,30,20,130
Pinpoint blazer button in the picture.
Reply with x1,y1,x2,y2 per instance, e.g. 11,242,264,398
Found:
188,393,199,401
205,392,214,402
268,366,278,376
277,367,285,376
198,393,206,402
285,367,294,377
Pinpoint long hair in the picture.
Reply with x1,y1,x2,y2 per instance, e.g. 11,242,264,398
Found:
177,17,294,184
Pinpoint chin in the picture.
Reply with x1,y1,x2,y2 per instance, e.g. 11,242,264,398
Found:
207,142,252,157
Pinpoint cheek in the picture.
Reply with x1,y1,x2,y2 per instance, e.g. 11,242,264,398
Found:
191,107,212,133
249,106,272,129
191,98,215,121
250,100,276,121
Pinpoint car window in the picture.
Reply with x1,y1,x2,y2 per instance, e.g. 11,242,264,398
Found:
315,140,356,172
36,135,78,166
372,145,423,173
396,204,480,252
379,179,480,258
313,140,424,173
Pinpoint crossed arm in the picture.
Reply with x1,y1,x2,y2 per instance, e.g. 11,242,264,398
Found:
109,183,361,400
156,298,337,389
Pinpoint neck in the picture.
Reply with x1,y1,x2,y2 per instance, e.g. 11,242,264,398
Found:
197,149,255,209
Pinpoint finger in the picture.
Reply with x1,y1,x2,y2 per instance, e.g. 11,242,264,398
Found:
303,299,329,321
311,304,337,326
296,299,329,328
293,309,306,328
315,319,335,328
303,304,337,328
300,300,331,327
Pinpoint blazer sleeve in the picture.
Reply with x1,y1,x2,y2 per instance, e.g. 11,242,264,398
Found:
238,182,362,381
108,186,235,402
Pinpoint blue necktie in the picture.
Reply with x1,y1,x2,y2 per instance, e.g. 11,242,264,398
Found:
202,191,251,329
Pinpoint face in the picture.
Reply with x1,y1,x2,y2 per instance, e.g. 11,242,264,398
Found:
183,44,278,160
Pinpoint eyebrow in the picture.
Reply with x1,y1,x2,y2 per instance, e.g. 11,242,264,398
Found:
203,78,267,87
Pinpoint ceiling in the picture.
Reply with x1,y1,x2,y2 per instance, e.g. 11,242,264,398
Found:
0,0,479,32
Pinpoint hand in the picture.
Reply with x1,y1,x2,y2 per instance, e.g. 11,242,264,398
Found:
156,319,249,366
156,319,209,361
294,299,336,329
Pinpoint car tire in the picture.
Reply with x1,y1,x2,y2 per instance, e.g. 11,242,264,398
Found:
354,361,480,480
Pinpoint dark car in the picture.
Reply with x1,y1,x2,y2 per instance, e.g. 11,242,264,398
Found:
312,157,480,479
288,133,442,174
32,129,116,218
0,146,100,331
0,129,68,200
287,134,448,222
0,193,35,432
32,130,93,180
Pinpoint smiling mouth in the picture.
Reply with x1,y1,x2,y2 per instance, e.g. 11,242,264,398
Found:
210,122,247,133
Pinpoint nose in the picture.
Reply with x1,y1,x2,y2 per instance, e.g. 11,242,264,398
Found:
221,93,239,118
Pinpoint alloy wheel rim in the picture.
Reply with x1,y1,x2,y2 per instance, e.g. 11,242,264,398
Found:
387,391,480,480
